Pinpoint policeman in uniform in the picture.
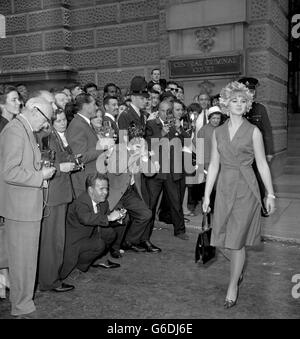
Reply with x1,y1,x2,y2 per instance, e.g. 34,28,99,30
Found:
238,77,274,217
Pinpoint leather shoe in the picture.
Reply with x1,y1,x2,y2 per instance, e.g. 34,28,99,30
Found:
110,249,123,259
121,242,146,253
91,260,120,269
175,233,189,240
138,241,162,253
52,283,75,293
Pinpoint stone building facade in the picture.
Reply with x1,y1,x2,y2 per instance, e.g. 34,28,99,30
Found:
0,0,290,176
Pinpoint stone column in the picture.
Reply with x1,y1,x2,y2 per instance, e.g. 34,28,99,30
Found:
246,0,289,176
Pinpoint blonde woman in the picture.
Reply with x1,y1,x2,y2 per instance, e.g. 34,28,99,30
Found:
202,81,275,308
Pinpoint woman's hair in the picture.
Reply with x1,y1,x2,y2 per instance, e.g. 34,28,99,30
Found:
219,81,254,116
0,85,19,105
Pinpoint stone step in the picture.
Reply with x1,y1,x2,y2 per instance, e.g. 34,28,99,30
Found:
276,192,300,199
274,184,300,195
286,157,300,166
283,166,300,175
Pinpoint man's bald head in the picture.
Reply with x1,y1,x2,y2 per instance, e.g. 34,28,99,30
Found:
24,97,53,132
29,90,58,111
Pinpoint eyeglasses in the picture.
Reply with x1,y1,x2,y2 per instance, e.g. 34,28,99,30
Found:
169,87,179,92
34,106,51,124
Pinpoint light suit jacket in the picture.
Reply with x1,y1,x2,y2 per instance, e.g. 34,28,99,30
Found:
0,115,44,221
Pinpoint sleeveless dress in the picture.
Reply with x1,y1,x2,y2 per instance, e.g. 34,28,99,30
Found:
211,119,262,250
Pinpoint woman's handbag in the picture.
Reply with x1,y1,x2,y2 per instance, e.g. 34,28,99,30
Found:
195,213,216,264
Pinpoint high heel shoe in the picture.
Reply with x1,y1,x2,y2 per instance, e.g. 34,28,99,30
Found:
224,287,239,309
224,298,237,309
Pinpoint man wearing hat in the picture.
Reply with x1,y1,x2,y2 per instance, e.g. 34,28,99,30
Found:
108,76,161,253
118,76,149,135
238,77,274,217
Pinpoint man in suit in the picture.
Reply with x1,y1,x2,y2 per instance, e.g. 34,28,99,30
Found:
147,69,167,92
103,96,119,143
118,76,148,138
106,76,161,253
145,100,188,240
0,97,56,317
60,173,123,280
66,93,104,198
238,77,274,217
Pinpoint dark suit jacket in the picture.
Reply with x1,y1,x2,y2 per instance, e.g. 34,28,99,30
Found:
62,192,110,274
148,79,167,91
46,130,74,206
118,105,147,138
66,114,103,196
65,192,109,247
145,118,184,182
246,102,274,155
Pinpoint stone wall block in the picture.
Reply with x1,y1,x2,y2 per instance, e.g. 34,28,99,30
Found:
257,78,288,104
30,52,72,70
120,0,159,22
121,44,159,66
159,34,170,58
159,10,167,33
160,59,168,78
14,0,43,13
72,49,119,70
70,0,95,9
0,37,14,56
2,55,29,72
277,0,289,14
6,15,27,34
247,24,288,59
77,71,97,86
146,21,159,42
96,23,144,47
270,2,289,37
248,0,269,21
71,5,118,28
273,130,287,153
45,29,72,50
43,0,71,9
264,104,287,128
0,0,12,15
248,51,288,82
72,29,95,50
28,8,69,31
97,68,145,88
15,33,43,53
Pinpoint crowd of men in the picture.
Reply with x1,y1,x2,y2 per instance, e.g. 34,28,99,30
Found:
0,69,274,318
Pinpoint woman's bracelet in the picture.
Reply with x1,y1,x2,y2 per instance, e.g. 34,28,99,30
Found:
267,194,276,199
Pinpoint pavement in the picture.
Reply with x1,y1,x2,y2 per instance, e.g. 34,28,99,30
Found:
0,220,299,319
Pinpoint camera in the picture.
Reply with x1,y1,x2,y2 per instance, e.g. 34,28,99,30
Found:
40,149,55,168
165,112,176,129
73,154,85,171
